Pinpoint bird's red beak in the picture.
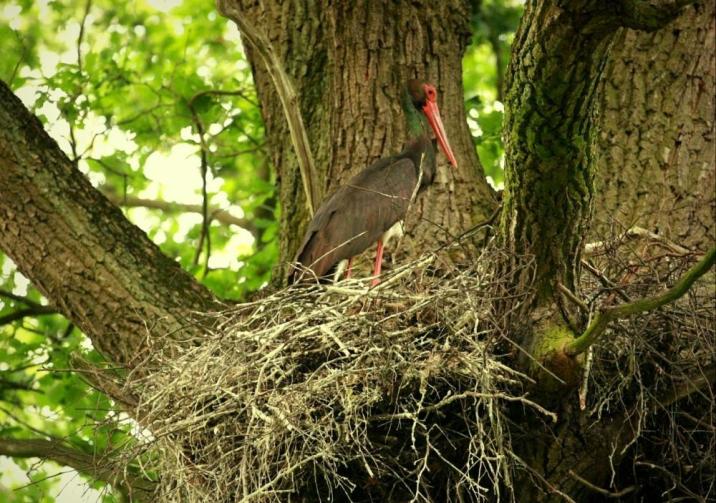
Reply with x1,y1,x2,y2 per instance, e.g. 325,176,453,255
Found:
422,86,458,168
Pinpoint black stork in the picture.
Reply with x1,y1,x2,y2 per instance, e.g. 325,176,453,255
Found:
290,79,457,286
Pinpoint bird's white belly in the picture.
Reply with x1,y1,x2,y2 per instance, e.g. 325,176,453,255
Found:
382,221,404,247
333,259,349,282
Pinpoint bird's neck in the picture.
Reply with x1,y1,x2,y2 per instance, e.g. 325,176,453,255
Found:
400,136,436,189
401,89,435,187
402,90,428,140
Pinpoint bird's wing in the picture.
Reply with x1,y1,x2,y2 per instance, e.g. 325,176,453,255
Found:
293,157,419,279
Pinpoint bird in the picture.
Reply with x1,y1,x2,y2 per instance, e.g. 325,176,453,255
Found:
290,79,457,286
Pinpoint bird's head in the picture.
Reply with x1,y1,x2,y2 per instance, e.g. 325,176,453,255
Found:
406,80,458,168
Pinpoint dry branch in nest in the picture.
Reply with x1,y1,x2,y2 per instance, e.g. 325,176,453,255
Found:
578,230,715,500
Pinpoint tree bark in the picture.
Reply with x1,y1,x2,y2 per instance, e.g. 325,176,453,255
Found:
593,1,716,250
501,1,704,500
501,0,701,302
0,80,218,367
0,437,156,500
220,0,499,280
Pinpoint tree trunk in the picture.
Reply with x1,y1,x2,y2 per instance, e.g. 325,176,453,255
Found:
593,1,716,250
501,1,613,301
0,81,218,367
501,1,703,499
501,0,706,303
221,0,499,280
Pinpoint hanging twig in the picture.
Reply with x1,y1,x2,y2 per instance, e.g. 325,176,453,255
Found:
187,95,212,275
216,0,319,216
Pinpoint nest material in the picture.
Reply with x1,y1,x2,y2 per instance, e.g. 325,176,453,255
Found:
126,244,550,502
120,235,715,502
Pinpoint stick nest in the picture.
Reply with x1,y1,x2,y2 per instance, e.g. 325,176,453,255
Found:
125,244,548,502
119,234,714,502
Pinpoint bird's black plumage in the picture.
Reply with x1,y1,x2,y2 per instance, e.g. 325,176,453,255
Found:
292,137,436,281
290,79,454,283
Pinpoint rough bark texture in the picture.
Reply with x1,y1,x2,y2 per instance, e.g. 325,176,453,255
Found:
222,0,498,280
593,1,716,250
0,437,155,499
501,2,704,500
501,1,608,300
0,80,218,367
501,0,701,301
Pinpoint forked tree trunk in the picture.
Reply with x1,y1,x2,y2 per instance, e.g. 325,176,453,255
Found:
221,0,499,280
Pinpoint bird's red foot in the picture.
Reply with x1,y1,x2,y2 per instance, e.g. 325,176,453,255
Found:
371,240,384,287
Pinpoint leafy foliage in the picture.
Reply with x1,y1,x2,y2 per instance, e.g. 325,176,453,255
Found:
0,0,517,500
463,0,523,187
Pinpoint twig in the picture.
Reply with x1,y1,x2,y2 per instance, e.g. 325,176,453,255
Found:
369,390,557,423
567,470,636,498
0,289,45,309
186,96,212,274
217,0,318,215
565,247,716,356
189,88,258,107
0,378,40,393
584,225,692,257
634,461,705,502
557,281,589,313
102,189,256,233
578,345,593,411
0,306,57,326
580,259,631,302
509,453,577,503
76,0,92,76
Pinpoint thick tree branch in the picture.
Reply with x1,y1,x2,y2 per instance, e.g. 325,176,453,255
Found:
0,79,218,366
565,247,716,356
617,0,698,31
0,437,155,500
216,0,319,216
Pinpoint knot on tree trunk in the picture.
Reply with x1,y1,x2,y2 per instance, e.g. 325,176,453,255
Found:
524,310,584,392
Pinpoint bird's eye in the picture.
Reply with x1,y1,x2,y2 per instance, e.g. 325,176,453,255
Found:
424,85,437,101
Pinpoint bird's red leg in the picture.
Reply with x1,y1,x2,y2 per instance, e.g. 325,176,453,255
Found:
371,240,384,286
345,257,353,279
